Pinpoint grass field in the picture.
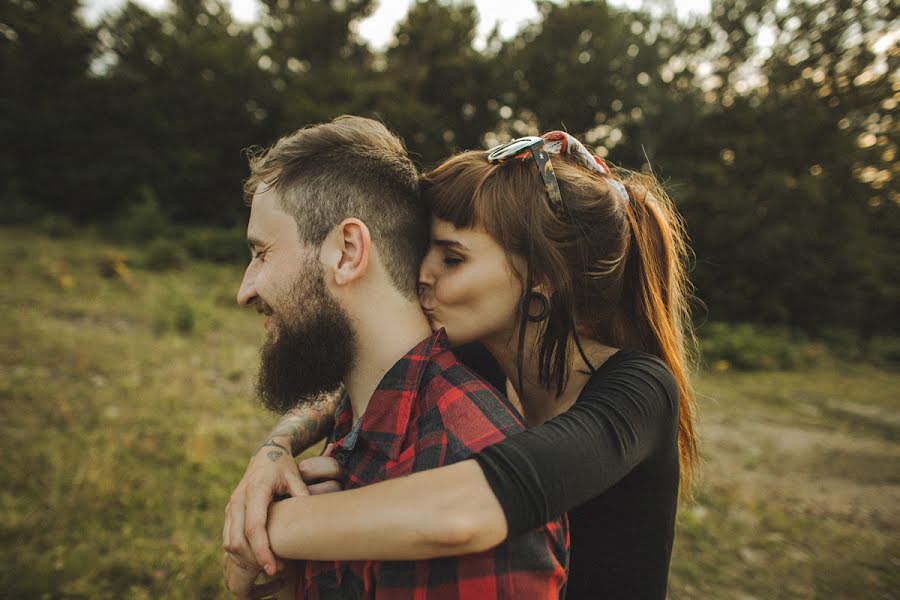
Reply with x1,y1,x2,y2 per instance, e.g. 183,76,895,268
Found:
1,227,897,599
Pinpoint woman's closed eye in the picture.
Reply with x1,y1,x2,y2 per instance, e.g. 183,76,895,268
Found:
442,254,463,266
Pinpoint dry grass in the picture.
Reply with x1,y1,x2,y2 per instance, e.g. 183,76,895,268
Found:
1,227,897,598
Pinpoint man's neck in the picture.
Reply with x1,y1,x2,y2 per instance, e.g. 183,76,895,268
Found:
343,297,433,423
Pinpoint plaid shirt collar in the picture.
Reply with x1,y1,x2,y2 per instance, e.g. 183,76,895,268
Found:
332,328,451,461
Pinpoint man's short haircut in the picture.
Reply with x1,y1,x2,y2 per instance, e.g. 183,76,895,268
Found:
244,116,428,299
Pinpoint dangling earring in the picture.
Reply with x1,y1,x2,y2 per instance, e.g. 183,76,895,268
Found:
519,291,551,322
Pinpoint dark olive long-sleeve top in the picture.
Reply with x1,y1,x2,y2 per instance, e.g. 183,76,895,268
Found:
457,345,681,600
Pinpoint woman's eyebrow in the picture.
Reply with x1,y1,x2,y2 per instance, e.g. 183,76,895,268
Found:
432,238,468,251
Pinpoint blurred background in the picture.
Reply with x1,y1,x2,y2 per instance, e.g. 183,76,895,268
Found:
1,0,897,598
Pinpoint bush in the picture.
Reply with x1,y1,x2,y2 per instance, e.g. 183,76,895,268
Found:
818,328,865,362
152,285,197,336
112,188,170,242
699,322,826,371
139,238,188,271
1,191,42,225
37,214,77,238
866,336,900,370
180,227,247,264
172,301,196,334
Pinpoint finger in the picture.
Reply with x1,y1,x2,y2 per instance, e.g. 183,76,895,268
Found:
226,550,256,571
228,496,250,559
223,514,231,551
223,554,250,595
308,480,343,495
250,576,288,599
323,442,336,457
245,490,278,576
298,456,344,482
285,471,310,498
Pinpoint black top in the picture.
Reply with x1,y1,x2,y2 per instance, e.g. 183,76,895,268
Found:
458,346,680,600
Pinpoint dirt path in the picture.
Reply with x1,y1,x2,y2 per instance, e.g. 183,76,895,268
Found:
702,415,900,528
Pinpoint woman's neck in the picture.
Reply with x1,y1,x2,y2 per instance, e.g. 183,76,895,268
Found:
482,333,618,427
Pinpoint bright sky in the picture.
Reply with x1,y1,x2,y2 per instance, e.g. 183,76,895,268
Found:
81,0,711,50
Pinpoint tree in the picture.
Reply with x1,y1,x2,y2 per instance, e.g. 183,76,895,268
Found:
676,0,899,335
94,0,277,225
0,0,101,219
377,0,498,166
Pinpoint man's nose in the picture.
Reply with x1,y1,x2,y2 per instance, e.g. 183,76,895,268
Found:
236,270,257,307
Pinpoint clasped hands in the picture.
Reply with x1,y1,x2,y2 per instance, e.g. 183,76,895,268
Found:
223,444,344,599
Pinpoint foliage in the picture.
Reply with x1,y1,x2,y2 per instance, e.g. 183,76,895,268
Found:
36,214,78,239
671,0,899,338
112,188,170,243
698,321,826,371
1,0,897,337
866,335,900,369
178,226,248,264
151,281,198,335
140,237,189,271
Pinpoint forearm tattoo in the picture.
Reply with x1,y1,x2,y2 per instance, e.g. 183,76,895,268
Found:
253,439,289,458
259,390,342,457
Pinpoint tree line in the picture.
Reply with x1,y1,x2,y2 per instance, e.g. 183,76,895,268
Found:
1,0,897,337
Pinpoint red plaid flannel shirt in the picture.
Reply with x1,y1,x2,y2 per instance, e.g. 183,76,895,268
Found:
298,329,569,599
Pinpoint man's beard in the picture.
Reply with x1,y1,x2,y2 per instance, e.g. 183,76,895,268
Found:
255,262,356,415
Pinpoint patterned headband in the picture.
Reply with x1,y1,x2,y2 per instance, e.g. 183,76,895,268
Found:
540,131,629,203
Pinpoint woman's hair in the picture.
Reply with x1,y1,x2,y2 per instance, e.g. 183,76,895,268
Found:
420,149,699,497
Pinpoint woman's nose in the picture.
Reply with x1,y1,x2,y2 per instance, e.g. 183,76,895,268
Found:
417,268,434,307
420,248,441,283
418,262,434,289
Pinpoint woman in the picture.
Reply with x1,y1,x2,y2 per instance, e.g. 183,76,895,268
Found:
225,131,698,599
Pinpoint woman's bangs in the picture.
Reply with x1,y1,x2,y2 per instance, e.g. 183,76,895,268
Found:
422,152,498,230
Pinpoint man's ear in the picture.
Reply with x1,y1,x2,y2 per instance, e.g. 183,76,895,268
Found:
321,218,371,287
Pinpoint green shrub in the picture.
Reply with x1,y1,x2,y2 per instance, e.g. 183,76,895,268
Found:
866,336,900,369
113,188,170,242
172,301,196,334
180,227,247,264
699,322,826,371
818,327,865,362
37,214,77,238
152,285,197,336
139,238,188,271
1,191,41,225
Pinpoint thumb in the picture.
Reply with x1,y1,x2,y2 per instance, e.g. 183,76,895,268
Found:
286,472,310,497
323,443,336,458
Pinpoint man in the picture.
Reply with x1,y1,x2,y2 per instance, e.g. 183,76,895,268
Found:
223,116,568,598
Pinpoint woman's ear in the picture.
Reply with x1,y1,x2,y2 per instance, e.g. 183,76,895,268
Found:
321,218,371,287
531,274,554,298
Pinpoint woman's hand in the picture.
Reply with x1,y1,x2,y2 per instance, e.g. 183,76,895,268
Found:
298,444,345,495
